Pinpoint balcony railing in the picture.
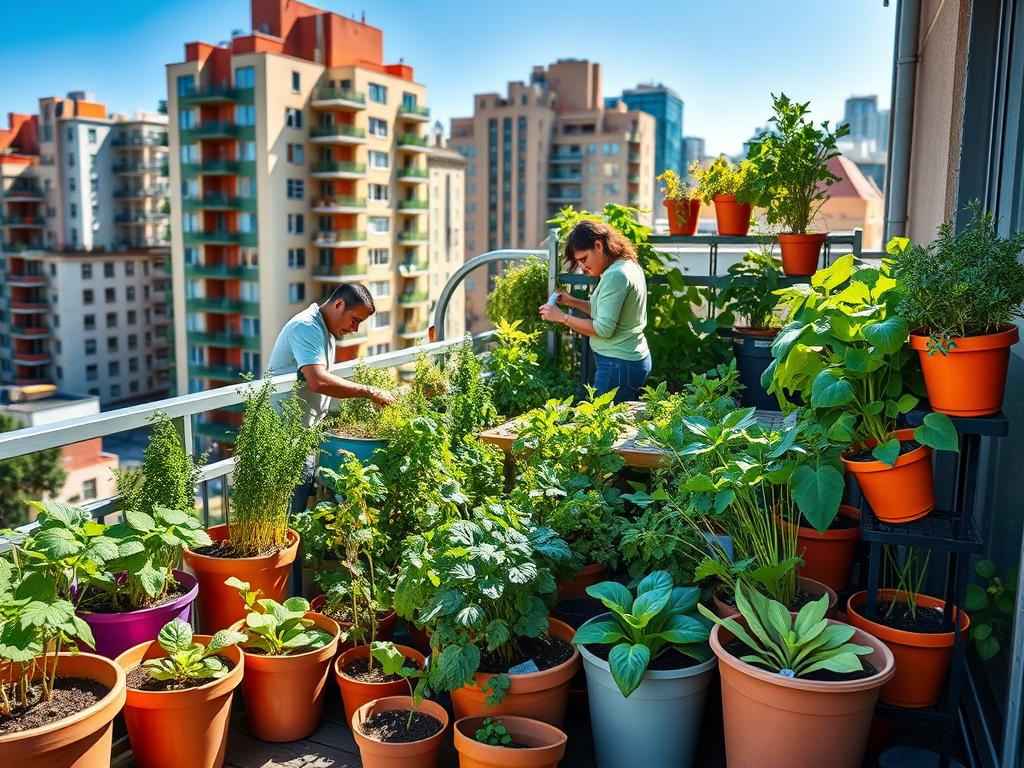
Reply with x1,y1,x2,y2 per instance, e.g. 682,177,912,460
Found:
3,185,44,199
182,193,257,212
188,362,246,381
311,196,366,212
310,161,366,176
397,133,430,148
398,104,431,119
310,125,367,141
398,290,430,305
314,230,367,245
185,264,260,280
399,258,429,274
183,230,258,247
398,167,429,180
313,263,370,279
181,122,255,141
112,162,165,174
186,331,261,351
398,198,429,210
180,85,254,105
188,297,260,314
182,160,253,176
2,241,44,252
313,87,367,106
0,215,45,226
398,230,429,242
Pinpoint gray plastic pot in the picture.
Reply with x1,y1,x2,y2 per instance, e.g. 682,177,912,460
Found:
578,613,717,768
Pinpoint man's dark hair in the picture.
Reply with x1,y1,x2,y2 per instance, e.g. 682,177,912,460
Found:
323,283,375,313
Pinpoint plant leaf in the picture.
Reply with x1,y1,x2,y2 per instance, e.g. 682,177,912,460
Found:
608,642,651,698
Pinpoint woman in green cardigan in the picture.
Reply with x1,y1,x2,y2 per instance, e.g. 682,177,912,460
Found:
539,220,651,403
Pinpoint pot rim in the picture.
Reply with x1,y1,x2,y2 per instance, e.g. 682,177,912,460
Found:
466,617,580,690
351,695,449,746
846,589,969,646
841,428,931,473
777,231,828,241
230,611,340,665
713,576,837,616
786,504,861,541
909,324,1020,352
335,642,426,683
453,714,568,752
115,634,244,702
308,595,396,623
181,525,299,566
322,431,387,444
75,569,199,622
575,612,717,681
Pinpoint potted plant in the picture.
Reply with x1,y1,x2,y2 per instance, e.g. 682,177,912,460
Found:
453,715,568,768
691,156,758,237
700,583,895,768
780,504,861,593
321,362,401,469
846,547,969,708
336,640,428,731
572,571,714,768
394,503,579,727
715,247,785,408
0,545,126,768
115,619,246,768
889,203,1024,416
657,169,701,236
226,577,340,741
765,255,960,522
183,377,322,632
351,694,449,768
745,93,850,276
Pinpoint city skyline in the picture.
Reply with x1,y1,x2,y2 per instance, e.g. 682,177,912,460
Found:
2,0,897,157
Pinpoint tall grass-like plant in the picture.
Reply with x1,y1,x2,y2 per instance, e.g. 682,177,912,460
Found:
230,377,323,555
114,413,206,515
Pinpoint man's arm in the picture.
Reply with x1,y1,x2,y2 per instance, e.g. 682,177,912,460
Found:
301,363,395,407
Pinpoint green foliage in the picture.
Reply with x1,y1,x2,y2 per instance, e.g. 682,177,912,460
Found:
0,412,66,529
331,362,402,438
486,257,550,340
765,255,959,464
230,377,324,555
656,169,698,202
484,320,574,418
114,414,206,518
226,577,332,656
745,93,849,233
441,338,499,445
573,571,711,697
716,247,785,331
142,619,245,685
698,582,872,678
475,717,514,747
691,156,758,206
889,202,1024,352
965,559,1016,662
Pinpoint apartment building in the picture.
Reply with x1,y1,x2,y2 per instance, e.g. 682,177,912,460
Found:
0,95,172,404
606,83,684,203
426,133,467,342
450,59,656,332
166,0,456,441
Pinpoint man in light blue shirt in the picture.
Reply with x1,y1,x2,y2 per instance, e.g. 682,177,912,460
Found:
266,283,395,515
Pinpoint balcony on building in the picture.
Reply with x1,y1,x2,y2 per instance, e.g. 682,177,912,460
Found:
114,187,164,200
313,262,370,282
397,289,430,307
2,240,45,254
398,256,430,276
9,323,50,340
182,159,252,176
112,161,165,175
313,229,368,248
397,198,429,213
311,195,367,214
397,133,430,153
397,229,429,245
181,122,254,142
338,328,368,348
3,182,44,201
310,161,367,179
312,87,367,110
180,83,254,106
188,361,245,381
188,297,260,315
183,230,258,247
183,192,257,212
12,352,51,366
310,125,367,145
184,263,260,280
550,147,584,163
397,166,429,184
6,270,48,287
398,318,430,340
398,104,431,122
547,188,583,204
0,214,45,229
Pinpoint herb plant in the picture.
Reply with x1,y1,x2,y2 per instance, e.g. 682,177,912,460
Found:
331,362,401,438
484,320,573,417
573,571,711,697
486,257,550,340
691,156,758,205
715,247,785,331
889,202,1024,353
475,717,514,747
656,169,698,202
142,619,245,684
226,577,333,655
698,583,872,678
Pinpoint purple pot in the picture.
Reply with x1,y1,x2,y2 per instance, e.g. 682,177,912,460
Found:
76,569,199,659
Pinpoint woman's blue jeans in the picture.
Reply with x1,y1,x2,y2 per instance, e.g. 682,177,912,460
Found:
592,351,653,403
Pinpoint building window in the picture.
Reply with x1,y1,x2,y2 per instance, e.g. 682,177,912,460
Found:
368,83,388,104
234,66,255,89
127,310,137,325
106,312,117,327
291,71,301,93
130,380,139,394
370,248,390,266
83,289,94,304
70,202,77,219
369,216,389,235
104,262,115,278
105,288,116,303
368,183,389,202
83,479,97,500
369,150,389,169
373,343,391,355
69,176,77,193
129,358,139,373
369,118,388,138
373,311,390,329
110,384,121,399
286,179,305,199
288,248,306,268
242,317,260,336
128,334,138,350
125,261,135,276
285,107,303,128
126,286,135,301
81,263,92,279
235,104,255,126
288,283,306,303
84,314,95,330
179,109,196,129
287,213,304,234
107,337,118,353
287,143,305,164
176,75,196,96
370,280,390,297
86,364,98,381
68,152,75,167
402,92,418,109
240,141,255,161
85,339,97,355
87,128,96,144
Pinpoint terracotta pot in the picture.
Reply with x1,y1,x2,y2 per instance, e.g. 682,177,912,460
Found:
309,595,397,651
336,643,426,727
778,232,827,276
351,695,448,768
712,194,752,236
450,617,580,727
181,524,299,633
841,428,935,523
116,634,244,768
0,653,126,768
453,715,567,768
846,590,969,708
910,325,1019,417
781,505,861,592
230,612,340,741
711,616,895,768
664,198,701,236
711,576,838,620
555,562,608,601
406,622,431,654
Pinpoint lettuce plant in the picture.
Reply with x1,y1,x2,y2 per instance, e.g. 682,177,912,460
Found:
142,619,245,684
227,578,332,655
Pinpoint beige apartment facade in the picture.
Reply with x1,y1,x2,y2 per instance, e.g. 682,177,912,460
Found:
426,141,467,342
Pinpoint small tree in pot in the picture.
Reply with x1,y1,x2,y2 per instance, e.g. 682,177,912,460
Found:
657,169,702,236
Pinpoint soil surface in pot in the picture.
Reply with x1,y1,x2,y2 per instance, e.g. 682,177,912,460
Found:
717,587,825,612
724,639,878,682
125,656,236,692
845,439,922,463
242,642,321,656
342,656,418,683
321,606,391,625
798,513,859,531
477,634,574,674
358,710,442,742
872,600,948,633
0,677,110,736
189,541,286,559
77,583,188,613
585,643,702,671
329,425,380,439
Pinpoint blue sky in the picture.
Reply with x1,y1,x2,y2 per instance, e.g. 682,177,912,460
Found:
1,1,896,155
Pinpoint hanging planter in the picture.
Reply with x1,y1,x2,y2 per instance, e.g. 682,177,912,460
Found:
777,232,827,276
453,715,568,768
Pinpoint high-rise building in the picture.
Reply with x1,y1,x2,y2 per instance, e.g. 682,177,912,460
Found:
426,138,467,342
607,83,683,202
681,136,707,182
167,0,449,441
841,95,888,191
0,94,172,404
450,59,656,332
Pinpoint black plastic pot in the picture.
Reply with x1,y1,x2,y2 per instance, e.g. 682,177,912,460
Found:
733,328,780,410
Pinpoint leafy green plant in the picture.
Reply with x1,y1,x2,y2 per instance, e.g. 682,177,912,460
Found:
114,414,206,518
691,156,758,205
331,362,402,438
965,559,1016,661
484,320,573,417
475,717,514,746
142,619,245,684
230,377,324,555
657,169,698,202
765,255,959,465
573,571,711,697
889,202,1024,353
744,93,849,234
226,577,333,655
442,338,499,446
716,247,785,331
486,257,550,340
698,582,872,678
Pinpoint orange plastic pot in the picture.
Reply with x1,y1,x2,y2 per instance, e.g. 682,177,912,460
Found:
910,325,1019,416
116,635,244,768
711,577,838,620
778,232,827,276
450,618,580,727
454,715,568,768
664,198,701,236
181,524,298,633
335,643,426,727
711,616,895,768
351,695,448,768
846,590,968,708
230,612,340,741
0,653,126,768
555,563,608,601
781,505,861,592
842,429,935,523
712,194,752,236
